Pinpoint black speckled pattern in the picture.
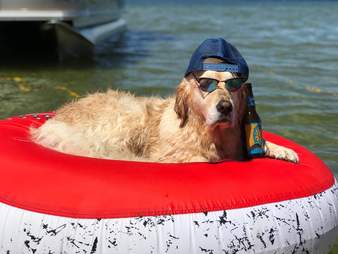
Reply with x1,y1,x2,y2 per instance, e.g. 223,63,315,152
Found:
0,182,337,254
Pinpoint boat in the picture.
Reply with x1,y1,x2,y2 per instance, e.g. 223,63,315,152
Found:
0,0,126,60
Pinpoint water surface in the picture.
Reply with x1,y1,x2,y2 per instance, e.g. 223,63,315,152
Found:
0,1,337,177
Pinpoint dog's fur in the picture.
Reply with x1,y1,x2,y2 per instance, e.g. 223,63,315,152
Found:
31,71,298,163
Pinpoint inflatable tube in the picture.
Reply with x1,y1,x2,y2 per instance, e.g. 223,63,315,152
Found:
0,113,337,254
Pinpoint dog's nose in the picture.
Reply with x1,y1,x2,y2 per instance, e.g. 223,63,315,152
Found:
216,100,232,115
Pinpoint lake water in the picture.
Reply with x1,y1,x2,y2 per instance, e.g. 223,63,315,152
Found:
0,0,337,177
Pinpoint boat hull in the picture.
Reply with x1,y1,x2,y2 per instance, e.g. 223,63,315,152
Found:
0,0,126,60
0,0,124,28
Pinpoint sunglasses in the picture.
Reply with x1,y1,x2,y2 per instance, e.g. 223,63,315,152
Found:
194,75,244,94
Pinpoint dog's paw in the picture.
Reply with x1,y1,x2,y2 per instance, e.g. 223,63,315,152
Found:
265,141,299,163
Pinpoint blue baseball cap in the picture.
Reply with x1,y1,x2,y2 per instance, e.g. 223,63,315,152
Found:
185,38,249,81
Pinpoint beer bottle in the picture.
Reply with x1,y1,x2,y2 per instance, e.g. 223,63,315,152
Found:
245,83,266,158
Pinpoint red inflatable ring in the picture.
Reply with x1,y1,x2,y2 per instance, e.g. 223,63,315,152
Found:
0,113,337,254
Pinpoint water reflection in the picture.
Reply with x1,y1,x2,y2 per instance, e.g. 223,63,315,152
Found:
0,28,178,118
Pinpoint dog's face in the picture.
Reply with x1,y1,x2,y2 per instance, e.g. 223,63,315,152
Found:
175,70,248,129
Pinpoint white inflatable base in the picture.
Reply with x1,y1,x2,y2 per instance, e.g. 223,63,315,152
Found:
0,181,337,254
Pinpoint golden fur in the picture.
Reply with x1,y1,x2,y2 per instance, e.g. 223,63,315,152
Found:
31,72,298,163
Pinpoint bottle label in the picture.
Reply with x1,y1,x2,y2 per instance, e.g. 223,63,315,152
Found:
245,122,265,157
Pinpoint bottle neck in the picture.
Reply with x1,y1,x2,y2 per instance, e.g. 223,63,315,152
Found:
246,83,255,107
247,96,256,108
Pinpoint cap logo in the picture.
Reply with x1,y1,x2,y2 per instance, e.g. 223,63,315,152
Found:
202,63,240,72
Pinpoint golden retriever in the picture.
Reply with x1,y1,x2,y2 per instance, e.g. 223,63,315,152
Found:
31,67,299,163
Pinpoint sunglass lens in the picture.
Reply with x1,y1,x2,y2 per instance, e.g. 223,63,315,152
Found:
207,80,218,93
227,79,243,91
199,79,218,93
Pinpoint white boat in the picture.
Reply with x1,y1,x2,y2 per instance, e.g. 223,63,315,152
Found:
0,0,126,59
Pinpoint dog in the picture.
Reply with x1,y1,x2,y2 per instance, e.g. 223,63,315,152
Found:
31,65,299,163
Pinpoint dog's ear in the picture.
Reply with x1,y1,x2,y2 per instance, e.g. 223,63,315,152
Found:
238,83,249,124
174,78,190,128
